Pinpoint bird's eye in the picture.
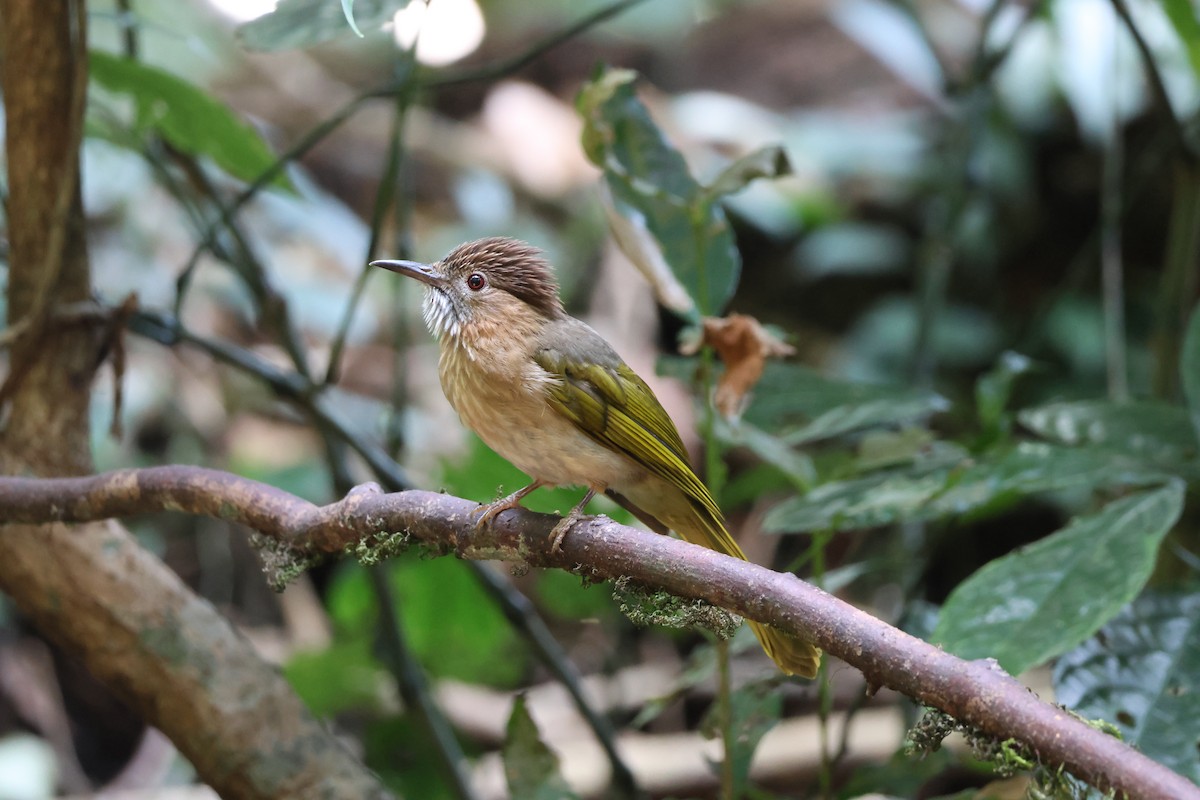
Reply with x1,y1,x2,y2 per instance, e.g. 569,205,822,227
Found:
466,273,486,291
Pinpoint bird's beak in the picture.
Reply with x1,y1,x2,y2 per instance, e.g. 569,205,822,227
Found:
370,259,445,288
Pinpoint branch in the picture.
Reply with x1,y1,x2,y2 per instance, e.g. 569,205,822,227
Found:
0,467,1196,800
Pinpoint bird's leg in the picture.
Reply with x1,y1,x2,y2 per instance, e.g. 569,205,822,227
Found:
473,480,544,527
550,487,599,553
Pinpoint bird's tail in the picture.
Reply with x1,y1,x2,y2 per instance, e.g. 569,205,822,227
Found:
616,488,821,678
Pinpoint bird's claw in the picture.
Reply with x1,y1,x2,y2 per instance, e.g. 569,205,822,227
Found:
549,509,588,553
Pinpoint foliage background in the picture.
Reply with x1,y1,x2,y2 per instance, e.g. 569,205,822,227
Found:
0,0,1198,797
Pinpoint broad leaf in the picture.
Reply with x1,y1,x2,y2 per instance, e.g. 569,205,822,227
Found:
975,351,1034,434
742,362,946,433
781,395,949,445
1054,587,1200,783
504,695,580,800
89,52,286,189
702,680,782,796
1019,400,1199,464
933,483,1184,675
1162,0,1200,79
764,443,1165,534
238,0,409,51
578,67,740,317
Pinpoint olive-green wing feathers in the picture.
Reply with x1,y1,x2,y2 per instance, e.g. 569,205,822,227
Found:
532,348,723,524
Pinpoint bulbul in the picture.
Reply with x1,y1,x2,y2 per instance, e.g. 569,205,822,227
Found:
372,237,819,678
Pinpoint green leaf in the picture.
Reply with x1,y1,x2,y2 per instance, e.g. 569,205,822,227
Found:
741,361,946,433
714,417,816,490
1054,586,1200,783
238,0,408,51
933,483,1184,675
781,395,949,445
701,680,782,796
1162,0,1200,78
89,52,287,189
327,559,527,686
284,635,385,716
764,443,1166,534
577,67,740,317
703,144,792,200
975,351,1034,434
1182,303,1200,439
1019,400,1200,465
503,695,580,800
342,0,366,37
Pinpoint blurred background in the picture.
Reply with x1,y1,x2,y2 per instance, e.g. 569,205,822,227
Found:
1,0,1198,797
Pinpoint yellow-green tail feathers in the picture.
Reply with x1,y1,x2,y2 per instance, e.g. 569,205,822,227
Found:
670,491,822,679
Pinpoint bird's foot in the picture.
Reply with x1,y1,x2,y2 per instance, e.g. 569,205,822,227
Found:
549,487,600,554
549,509,586,554
472,481,543,528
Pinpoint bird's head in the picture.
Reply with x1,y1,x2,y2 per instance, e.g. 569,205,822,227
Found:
372,237,564,342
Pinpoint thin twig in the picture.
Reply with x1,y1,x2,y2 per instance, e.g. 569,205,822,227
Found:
1109,0,1197,161
0,466,1195,800
426,0,652,89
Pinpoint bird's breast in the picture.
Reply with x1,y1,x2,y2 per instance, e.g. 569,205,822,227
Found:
438,340,642,490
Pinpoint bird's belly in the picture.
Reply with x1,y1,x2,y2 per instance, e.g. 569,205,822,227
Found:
441,358,640,490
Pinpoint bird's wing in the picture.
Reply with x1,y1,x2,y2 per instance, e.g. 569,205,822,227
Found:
532,346,724,525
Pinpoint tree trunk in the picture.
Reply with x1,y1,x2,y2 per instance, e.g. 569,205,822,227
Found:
0,2,394,796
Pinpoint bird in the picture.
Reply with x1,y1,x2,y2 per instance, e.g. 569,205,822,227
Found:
371,237,820,678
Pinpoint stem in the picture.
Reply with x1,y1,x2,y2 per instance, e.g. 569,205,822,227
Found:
715,637,735,800
1101,33,1129,402
367,565,481,800
1154,163,1200,398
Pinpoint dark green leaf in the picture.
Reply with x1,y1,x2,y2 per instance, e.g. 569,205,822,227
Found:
578,67,740,317
1182,303,1200,439
704,144,792,200
764,443,1166,533
238,0,408,51
782,395,949,445
741,361,946,433
702,680,782,796
714,417,815,490
975,351,1034,433
504,695,580,800
1018,400,1200,465
89,52,286,189
1162,0,1200,78
1054,587,1200,782
934,483,1184,675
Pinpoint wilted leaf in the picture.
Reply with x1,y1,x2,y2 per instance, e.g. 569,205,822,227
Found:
578,67,740,317
504,695,580,800
682,314,795,418
1054,587,1200,783
933,482,1184,675
89,52,287,189
238,0,409,51
1182,303,1200,438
